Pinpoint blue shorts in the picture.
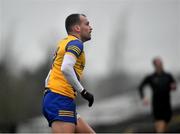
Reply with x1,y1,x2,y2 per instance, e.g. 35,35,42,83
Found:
42,89,77,126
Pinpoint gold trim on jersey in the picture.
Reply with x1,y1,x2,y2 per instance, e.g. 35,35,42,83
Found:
67,46,81,55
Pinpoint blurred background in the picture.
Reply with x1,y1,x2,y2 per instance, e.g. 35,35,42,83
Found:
0,0,180,133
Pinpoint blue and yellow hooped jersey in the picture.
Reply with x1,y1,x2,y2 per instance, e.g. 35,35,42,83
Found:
45,35,85,99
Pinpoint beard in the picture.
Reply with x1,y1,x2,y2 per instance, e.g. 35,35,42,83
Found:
82,35,91,42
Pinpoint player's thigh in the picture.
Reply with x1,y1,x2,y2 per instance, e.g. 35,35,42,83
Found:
155,120,168,132
51,120,75,133
75,117,95,133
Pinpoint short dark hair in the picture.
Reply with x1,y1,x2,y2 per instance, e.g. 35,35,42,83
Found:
65,14,86,33
152,57,161,65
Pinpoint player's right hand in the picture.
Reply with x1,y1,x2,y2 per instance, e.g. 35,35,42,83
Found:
143,97,149,106
81,89,94,107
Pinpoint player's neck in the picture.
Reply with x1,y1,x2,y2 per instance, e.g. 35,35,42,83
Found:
69,33,83,42
156,69,164,74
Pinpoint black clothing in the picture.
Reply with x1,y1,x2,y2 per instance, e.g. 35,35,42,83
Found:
139,71,176,122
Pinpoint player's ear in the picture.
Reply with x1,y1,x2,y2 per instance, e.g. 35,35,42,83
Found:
73,25,81,33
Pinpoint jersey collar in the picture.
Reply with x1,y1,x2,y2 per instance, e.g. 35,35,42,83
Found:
68,34,83,43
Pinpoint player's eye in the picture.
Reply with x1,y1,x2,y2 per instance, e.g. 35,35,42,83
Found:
86,22,89,25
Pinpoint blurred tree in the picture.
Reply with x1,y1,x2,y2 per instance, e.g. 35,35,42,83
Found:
0,19,53,132
0,58,50,132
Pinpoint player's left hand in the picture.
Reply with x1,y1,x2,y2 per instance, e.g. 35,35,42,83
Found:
170,83,176,91
81,89,94,107
142,97,149,106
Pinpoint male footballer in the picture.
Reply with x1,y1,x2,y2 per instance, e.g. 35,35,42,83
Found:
42,13,95,133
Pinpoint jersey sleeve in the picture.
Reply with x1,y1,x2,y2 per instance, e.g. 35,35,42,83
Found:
66,40,83,58
138,75,150,99
168,73,176,83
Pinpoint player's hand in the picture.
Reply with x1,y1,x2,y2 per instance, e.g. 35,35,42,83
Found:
142,97,149,106
81,89,94,107
170,83,176,91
